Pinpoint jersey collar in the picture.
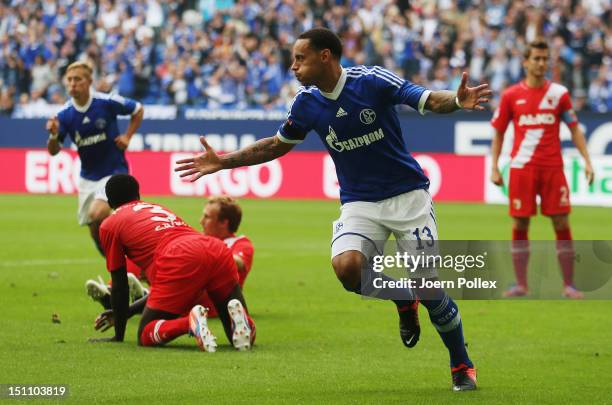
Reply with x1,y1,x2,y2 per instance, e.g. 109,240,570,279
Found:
520,79,549,90
319,68,346,101
71,89,93,113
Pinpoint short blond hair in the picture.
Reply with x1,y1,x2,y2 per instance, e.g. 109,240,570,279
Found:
66,61,93,77
207,196,242,233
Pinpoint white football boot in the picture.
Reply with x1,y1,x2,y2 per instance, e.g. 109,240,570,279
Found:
189,305,217,352
127,272,148,302
227,299,254,351
85,276,110,304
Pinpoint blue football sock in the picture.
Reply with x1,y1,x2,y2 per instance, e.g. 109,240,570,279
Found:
355,267,414,302
342,279,413,312
420,293,472,368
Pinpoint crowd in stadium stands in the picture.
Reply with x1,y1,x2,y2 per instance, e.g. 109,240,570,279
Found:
0,0,610,116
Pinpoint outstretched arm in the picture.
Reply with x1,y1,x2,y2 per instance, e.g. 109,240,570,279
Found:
570,124,594,185
425,72,492,113
175,135,295,181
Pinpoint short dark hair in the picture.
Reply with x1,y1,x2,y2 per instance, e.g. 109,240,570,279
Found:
298,27,343,59
524,38,549,59
106,174,140,209
208,196,242,233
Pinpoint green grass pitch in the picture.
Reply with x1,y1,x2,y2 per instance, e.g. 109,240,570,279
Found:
0,194,610,404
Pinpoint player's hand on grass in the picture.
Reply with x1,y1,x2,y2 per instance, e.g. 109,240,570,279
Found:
95,310,114,332
490,167,504,186
456,72,492,111
46,116,59,135
174,136,224,181
585,162,594,186
114,134,131,150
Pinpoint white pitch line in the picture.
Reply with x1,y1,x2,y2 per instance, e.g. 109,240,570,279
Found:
0,258,101,267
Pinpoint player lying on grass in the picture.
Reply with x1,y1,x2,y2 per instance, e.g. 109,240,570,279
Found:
84,196,255,320
89,174,255,351
175,28,491,390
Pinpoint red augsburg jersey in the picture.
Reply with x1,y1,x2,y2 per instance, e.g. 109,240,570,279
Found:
99,200,196,281
224,235,254,284
491,81,578,169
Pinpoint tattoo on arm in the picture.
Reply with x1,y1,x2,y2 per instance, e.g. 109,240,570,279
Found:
222,137,291,169
425,90,459,114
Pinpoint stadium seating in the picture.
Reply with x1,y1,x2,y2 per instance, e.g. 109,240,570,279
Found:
0,0,610,114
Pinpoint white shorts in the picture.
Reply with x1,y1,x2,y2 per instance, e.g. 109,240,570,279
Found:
77,176,111,226
331,189,439,279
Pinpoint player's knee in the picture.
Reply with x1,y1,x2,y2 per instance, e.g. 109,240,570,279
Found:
551,215,569,231
138,320,163,346
138,333,157,347
332,252,363,291
88,210,109,224
88,201,112,224
513,217,530,231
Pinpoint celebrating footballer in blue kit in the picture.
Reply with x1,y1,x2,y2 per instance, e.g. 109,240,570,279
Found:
175,27,491,392
46,61,144,255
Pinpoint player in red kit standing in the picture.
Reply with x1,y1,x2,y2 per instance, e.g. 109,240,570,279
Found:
90,174,255,351
490,39,594,299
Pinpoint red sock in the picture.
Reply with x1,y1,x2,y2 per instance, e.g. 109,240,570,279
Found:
140,317,189,346
555,228,574,287
511,228,529,288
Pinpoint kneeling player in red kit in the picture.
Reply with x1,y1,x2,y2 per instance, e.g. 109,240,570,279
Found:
90,174,255,351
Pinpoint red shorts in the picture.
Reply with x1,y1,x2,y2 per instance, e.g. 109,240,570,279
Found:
197,268,248,317
146,234,239,315
508,166,571,217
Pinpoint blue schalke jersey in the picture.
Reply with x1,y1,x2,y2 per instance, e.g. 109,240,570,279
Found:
56,92,141,180
278,66,431,204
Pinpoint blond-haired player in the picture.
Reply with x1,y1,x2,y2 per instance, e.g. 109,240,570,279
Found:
46,61,144,255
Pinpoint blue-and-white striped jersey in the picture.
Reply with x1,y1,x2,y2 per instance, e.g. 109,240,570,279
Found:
56,91,141,181
277,66,431,204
